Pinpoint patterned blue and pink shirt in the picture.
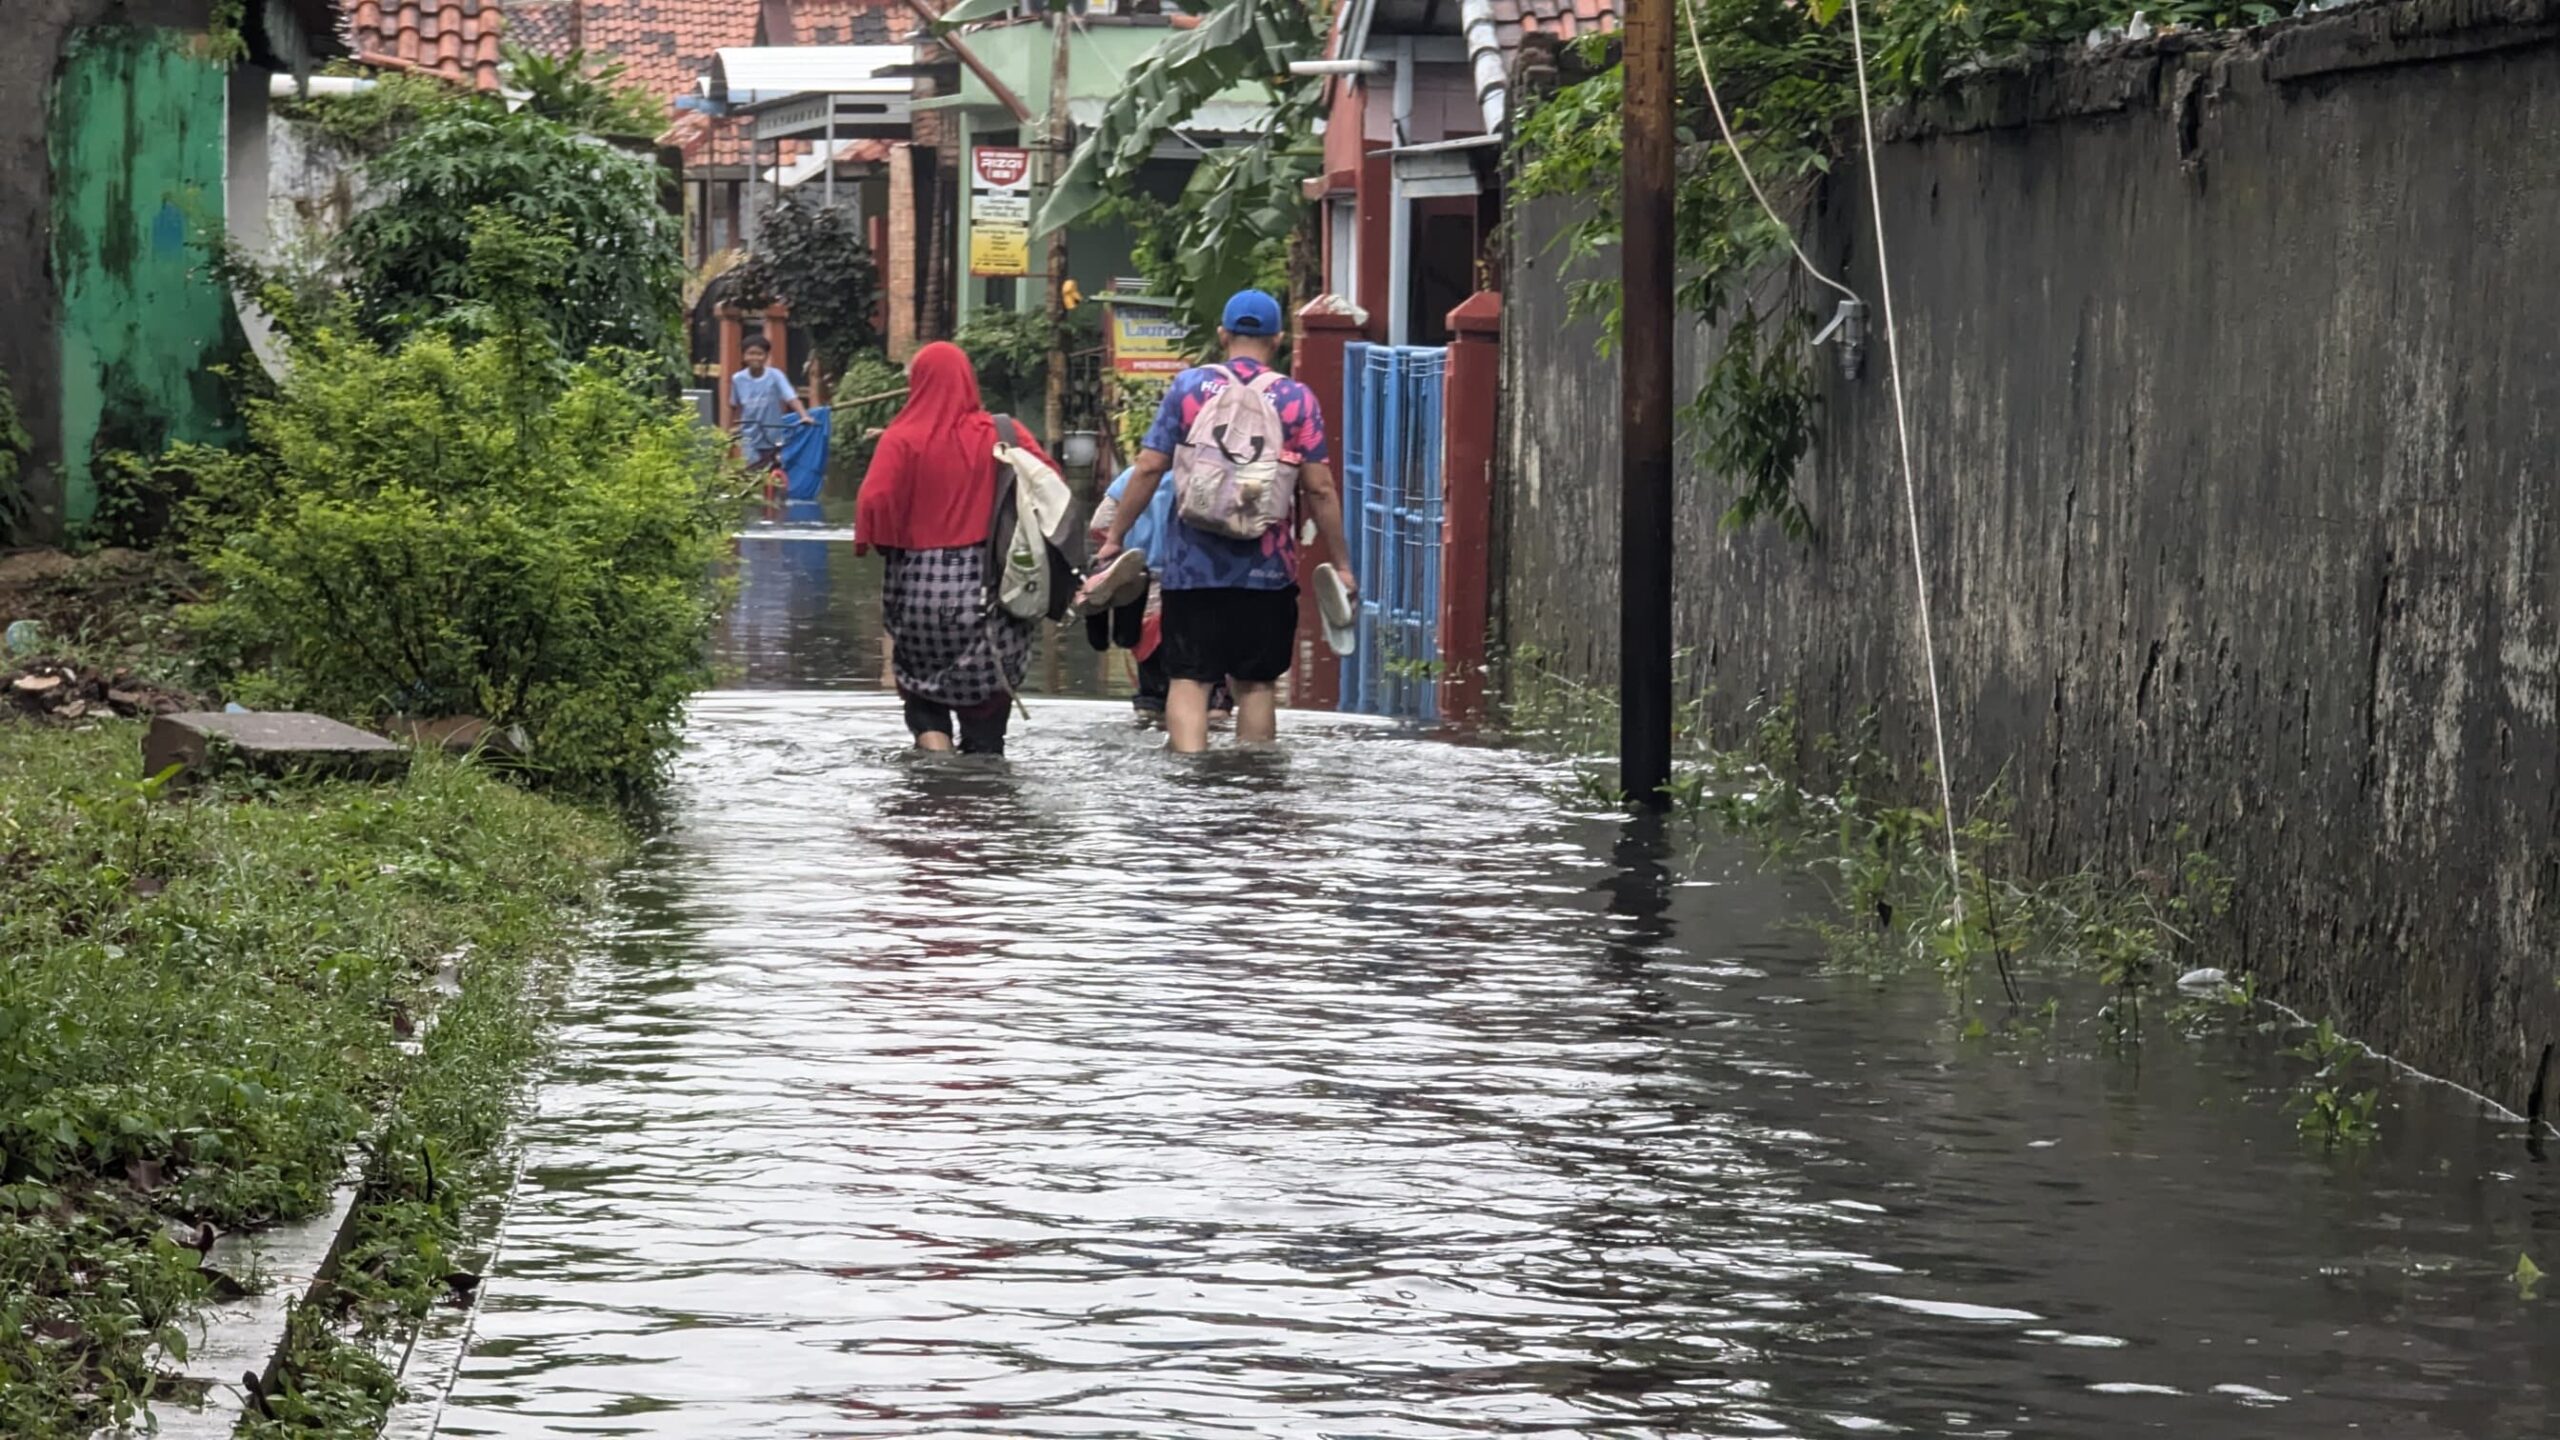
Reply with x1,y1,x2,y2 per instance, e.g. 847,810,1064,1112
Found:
1138,357,1329,591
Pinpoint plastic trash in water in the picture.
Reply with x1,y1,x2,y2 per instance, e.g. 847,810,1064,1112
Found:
3,619,41,656
224,702,250,714
2175,967,2231,995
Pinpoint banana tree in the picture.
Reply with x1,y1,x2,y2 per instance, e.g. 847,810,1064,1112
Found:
937,0,1326,330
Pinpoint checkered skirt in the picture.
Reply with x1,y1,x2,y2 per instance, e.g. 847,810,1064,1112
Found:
880,545,1032,708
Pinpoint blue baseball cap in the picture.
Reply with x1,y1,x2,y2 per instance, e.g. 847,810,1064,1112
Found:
1220,289,1284,337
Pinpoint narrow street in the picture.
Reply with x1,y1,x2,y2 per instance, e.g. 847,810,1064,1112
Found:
417,529,2559,1439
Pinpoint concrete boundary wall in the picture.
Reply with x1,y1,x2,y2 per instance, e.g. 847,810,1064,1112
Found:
1496,0,2560,1104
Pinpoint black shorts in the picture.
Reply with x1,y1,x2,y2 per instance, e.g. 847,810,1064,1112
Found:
1159,585,1298,685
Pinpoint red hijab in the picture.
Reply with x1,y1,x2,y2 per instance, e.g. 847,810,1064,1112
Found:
855,342,1057,552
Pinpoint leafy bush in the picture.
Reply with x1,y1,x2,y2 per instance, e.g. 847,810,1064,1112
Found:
339,105,682,364
184,321,731,796
952,307,1095,416
732,199,883,389
828,349,909,487
271,67,462,151
502,44,668,138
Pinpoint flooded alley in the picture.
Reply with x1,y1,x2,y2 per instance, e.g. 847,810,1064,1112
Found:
420,529,2559,1439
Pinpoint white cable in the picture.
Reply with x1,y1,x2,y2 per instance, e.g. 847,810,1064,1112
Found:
1845,0,1965,918
1676,0,1859,305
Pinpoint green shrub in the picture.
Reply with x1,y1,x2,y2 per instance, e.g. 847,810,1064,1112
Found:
339,105,683,364
184,327,731,797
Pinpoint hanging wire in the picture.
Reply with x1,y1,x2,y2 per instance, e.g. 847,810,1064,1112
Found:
1844,0,1967,918
1674,0,1860,305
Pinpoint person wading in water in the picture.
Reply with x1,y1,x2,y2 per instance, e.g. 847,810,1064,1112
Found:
1084,291,1357,753
856,342,1059,757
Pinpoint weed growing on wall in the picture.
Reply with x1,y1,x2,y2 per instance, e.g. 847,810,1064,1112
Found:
1511,0,2296,535
0,366,30,539
1497,649,2238,1040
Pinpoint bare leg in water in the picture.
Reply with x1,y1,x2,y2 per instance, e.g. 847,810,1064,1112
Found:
1166,678,1275,752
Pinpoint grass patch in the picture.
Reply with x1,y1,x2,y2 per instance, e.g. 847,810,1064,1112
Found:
0,718,620,1435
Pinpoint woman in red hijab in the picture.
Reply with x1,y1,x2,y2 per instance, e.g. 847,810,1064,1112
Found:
856,342,1059,756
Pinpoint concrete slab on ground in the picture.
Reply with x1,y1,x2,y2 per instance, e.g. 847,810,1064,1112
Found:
145,711,411,783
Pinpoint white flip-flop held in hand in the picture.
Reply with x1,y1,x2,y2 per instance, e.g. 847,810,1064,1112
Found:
1074,548,1150,616
1314,563,1358,657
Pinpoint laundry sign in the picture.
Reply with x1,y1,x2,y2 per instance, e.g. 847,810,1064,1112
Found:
1105,300,1193,375
968,146,1032,277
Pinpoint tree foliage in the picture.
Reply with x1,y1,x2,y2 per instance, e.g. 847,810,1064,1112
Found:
1016,0,1324,332
1512,0,2296,533
184,216,731,798
731,200,883,388
337,105,683,365
503,44,670,138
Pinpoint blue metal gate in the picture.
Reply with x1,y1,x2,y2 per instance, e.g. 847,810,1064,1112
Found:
1337,343,1447,718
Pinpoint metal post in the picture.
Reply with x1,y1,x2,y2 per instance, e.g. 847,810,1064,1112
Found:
1385,38,1414,346
1042,4,1073,447
1620,0,1674,808
825,97,838,206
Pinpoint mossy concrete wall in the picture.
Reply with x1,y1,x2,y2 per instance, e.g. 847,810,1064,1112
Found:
1497,0,2560,1105
2,1,235,542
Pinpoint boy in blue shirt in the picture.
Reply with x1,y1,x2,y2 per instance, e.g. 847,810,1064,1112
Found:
730,337,812,470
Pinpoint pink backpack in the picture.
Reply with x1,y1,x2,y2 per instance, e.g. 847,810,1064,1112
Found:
1171,365,1299,540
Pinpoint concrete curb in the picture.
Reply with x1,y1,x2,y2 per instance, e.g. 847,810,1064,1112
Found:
378,1156,528,1440
145,954,468,1438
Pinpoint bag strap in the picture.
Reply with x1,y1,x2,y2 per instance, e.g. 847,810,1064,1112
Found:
1244,369,1286,396
992,414,1024,452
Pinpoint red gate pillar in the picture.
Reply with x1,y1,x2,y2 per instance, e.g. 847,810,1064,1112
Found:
1290,299,1363,710
715,304,745,429
1438,289,1502,724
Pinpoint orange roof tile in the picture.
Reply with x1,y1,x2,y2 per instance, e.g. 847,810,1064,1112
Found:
777,0,919,45
565,0,765,112
1487,0,1618,56
346,0,507,90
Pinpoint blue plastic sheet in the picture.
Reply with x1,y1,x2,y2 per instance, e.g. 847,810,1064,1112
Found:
779,406,833,501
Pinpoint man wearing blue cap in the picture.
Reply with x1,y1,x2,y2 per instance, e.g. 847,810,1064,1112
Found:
1085,289,1357,753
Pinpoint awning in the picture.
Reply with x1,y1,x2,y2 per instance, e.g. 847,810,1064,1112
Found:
1388,133,1499,198
709,45,917,108
1065,99,1275,135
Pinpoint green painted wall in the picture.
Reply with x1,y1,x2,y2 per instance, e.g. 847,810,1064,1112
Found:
49,25,239,533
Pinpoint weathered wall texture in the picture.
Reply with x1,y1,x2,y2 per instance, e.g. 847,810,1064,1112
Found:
2,0,213,541
1498,0,2560,1105
51,24,242,531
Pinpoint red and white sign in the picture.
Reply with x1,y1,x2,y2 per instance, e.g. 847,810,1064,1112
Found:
973,147,1031,188
969,147,1034,276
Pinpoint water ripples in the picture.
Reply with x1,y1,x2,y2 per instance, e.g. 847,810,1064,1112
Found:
431,685,2560,1438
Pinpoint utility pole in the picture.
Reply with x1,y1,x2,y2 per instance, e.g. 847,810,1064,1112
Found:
1042,1,1073,450
1620,0,1675,809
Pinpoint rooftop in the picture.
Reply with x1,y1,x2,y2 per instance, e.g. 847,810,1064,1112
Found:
344,0,506,89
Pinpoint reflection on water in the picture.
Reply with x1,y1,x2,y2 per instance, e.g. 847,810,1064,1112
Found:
720,500,1129,698
432,546,2560,1439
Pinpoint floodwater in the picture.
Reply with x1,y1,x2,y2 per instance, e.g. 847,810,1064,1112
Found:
426,523,2560,1438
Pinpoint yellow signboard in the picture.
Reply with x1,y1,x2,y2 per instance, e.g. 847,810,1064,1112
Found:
969,225,1029,277
968,146,1032,278
1107,302,1194,375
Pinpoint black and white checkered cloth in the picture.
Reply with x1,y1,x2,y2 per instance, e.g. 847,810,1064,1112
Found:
881,545,1032,708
